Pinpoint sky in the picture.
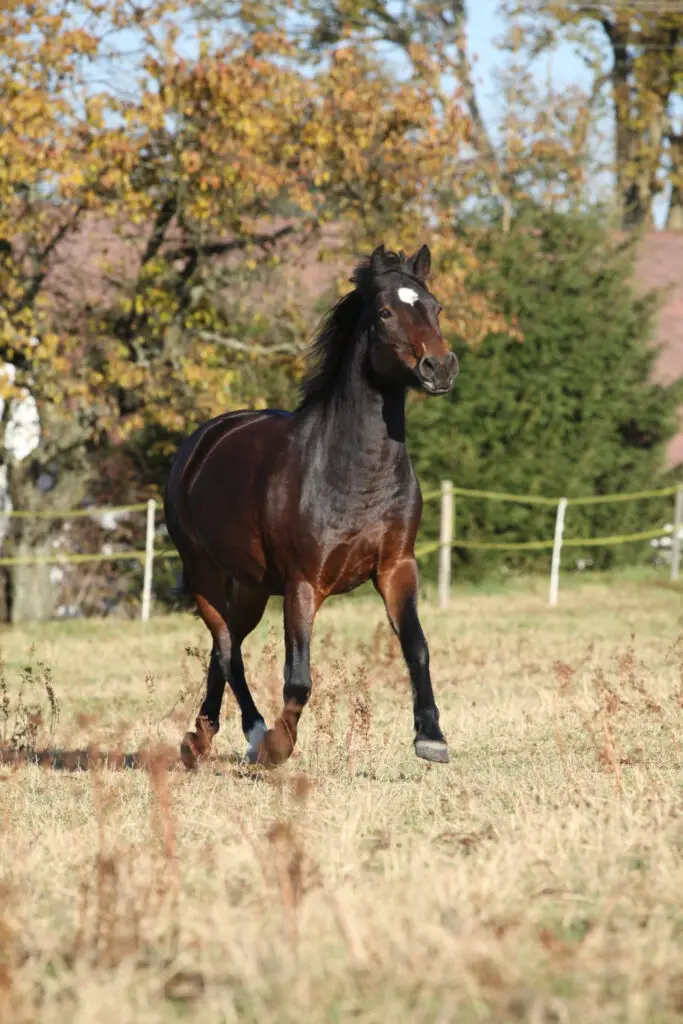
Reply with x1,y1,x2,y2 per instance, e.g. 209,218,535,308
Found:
467,0,594,118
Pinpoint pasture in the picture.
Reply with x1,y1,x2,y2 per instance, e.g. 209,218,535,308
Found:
0,579,682,1023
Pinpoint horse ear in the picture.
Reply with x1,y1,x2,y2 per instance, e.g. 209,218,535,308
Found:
370,244,386,274
408,244,431,282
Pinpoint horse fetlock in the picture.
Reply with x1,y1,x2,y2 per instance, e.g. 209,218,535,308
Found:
414,707,443,740
283,681,312,708
244,719,267,764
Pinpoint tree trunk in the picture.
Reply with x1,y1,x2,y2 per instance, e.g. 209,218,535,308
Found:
667,188,683,230
11,542,56,623
666,134,683,230
607,18,653,230
5,410,91,624
7,462,55,624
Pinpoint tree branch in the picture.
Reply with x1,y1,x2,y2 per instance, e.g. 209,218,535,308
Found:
22,203,86,309
139,193,178,269
164,223,297,263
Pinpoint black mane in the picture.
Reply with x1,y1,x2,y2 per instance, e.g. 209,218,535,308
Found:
297,247,417,409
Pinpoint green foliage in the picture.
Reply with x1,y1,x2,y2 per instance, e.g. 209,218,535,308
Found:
409,208,682,579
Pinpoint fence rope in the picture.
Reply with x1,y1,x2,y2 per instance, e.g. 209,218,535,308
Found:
0,483,678,567
0,502,149,520
420,484,679,505
415,525,674,558
0,551,147,567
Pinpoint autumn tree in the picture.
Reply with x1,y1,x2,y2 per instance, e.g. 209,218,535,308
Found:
0,0,509,619
500,0,683,230
294,0,602,228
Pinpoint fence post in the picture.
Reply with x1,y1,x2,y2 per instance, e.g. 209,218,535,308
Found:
438,480,453,610
671,486,683,583
549,497,568,608
141,498,156,623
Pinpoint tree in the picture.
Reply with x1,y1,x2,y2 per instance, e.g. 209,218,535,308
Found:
500,0,683,230
409,207,682,578
296,0,601,227
0,0,510,618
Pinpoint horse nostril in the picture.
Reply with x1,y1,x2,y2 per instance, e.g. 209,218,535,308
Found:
445,351,459,378
419,355,439,380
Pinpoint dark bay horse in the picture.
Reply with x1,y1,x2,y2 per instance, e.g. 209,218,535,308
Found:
164,243,459,770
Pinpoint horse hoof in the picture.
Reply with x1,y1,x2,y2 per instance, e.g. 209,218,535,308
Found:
415,738,450,763
180,733,200,770
180,718,215,770
252,720,294,768
244,721,268,765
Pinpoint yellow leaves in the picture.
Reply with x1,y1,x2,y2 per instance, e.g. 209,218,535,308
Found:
0,0,512,448
180,150,202,174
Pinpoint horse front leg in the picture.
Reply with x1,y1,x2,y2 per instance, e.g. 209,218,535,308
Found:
374,558,449,763
256,578,317,768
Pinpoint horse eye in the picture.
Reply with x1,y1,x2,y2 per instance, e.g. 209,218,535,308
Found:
378,307,392,320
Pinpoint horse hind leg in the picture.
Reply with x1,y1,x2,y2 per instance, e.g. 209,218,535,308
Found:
180,568,232,769
223,580,269,763
181,644,224,768
180,570,268,769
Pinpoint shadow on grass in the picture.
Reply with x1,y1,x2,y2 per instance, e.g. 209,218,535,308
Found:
0,745,266,777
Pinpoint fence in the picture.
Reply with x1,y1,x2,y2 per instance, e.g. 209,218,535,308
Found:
416,481,683,609
0,482,681,619
0,500,155,620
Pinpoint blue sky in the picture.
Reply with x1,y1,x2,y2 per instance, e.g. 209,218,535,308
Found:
467,0,594,124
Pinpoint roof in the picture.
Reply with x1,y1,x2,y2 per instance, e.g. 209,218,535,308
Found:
634,231,683,468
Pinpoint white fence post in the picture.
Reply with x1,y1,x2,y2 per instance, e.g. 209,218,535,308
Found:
438,480,453,610
549,497,568,608
671,486,683,583
141,498,156,623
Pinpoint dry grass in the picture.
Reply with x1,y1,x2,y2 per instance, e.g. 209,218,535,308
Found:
0,579,682,1023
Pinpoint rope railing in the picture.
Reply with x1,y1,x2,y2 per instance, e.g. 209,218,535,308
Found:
418,481,683,609
420,483,680,505
0,481,679,618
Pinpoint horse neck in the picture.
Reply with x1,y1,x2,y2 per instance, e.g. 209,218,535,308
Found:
302,333,408,482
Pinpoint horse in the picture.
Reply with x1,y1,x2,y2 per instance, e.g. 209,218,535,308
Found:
164,243,459,770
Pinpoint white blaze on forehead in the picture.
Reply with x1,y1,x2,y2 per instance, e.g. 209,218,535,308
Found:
397,286,419,306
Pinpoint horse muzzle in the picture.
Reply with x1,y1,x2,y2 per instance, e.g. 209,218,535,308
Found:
417,352,459,394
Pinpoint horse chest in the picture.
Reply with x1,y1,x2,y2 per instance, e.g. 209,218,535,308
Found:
313,502,405,595
319,532,383,594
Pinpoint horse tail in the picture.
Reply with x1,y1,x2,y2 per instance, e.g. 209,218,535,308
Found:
170,564,196,612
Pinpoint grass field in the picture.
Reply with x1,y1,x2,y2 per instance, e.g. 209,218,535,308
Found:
0,578,682,1023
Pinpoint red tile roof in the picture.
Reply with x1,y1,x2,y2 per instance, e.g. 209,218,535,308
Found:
634,231,683,467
